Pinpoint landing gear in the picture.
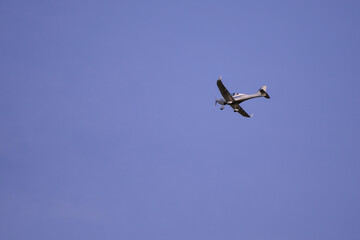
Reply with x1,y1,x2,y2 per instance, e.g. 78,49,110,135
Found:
220,106,225,110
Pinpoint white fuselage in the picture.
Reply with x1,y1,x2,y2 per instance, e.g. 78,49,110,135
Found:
216,92,263,105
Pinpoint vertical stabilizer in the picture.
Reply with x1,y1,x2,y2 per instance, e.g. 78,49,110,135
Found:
259,86,270,99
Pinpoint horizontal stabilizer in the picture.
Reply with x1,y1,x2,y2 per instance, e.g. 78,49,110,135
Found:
259,86,270,99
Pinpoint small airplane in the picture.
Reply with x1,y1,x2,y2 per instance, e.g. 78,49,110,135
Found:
215,76,270,118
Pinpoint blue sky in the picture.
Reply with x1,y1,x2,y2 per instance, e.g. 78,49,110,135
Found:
1,0,360,239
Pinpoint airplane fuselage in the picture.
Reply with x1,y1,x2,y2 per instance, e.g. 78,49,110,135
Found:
216,92,264,105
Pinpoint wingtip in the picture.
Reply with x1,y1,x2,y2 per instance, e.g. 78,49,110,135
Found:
250,113,254,118
219,75,222,80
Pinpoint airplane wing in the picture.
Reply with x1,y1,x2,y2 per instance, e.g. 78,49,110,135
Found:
217,78,235,103
230,103,253,118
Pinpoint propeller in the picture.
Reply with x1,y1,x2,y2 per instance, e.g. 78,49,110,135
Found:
215,97,218,106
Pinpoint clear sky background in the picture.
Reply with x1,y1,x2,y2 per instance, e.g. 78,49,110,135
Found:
1,0,360,239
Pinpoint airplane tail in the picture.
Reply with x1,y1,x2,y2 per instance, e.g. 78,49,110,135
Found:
258,86,270,99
